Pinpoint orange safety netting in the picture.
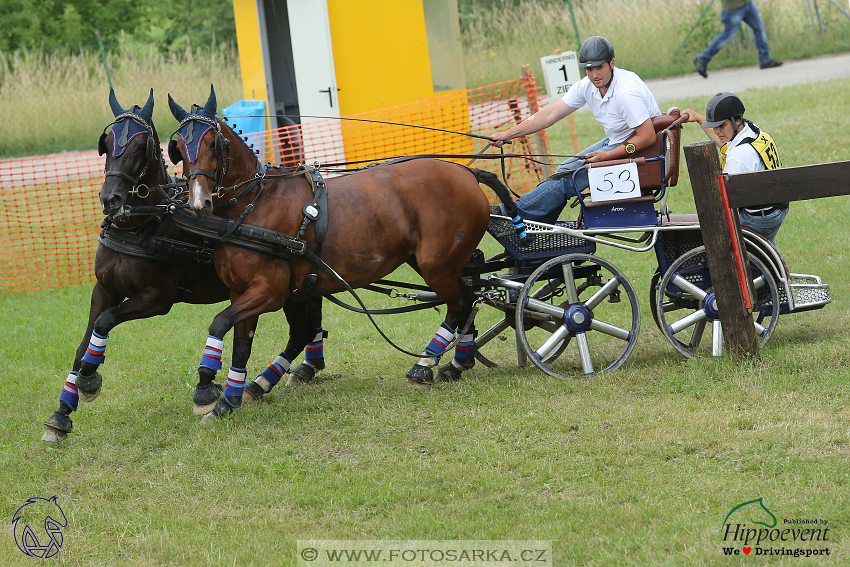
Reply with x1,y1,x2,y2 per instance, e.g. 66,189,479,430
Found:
0,75,551,293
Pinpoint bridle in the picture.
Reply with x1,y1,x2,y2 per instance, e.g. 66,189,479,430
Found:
169,110,232,199
100,111,165,199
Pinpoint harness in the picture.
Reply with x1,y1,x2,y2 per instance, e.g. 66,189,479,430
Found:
98,213,215,264
100,111,168,200
170,164,327,270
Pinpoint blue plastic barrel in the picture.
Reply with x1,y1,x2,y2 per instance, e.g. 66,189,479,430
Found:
222,99,266,149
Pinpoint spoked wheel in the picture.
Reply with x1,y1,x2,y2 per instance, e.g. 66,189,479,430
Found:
474,305,571,368
515,253,640,379
656,246,779,359
648,269,663,332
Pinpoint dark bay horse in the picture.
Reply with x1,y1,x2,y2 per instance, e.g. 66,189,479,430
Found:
42,89,324,442
168,86,518,421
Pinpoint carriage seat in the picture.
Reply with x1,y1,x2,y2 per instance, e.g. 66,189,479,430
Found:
660,213,699,226
576,110,682,229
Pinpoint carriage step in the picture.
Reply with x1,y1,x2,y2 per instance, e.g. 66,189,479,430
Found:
788,275,831,312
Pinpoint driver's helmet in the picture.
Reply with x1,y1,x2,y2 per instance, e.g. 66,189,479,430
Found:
702,92,746,128
578,36,615,68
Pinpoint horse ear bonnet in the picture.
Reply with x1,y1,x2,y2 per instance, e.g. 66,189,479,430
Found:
168,140,182,165
105,91,151,158
169,86,220,163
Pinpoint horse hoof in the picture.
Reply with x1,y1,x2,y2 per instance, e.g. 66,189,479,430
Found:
193,383,223,416
435,362,464,382
405,364,434,386
242,381,265,402
43,412,72,443
77,371,103,403
201,398,235,423
42,426,68,443
286,363,316,386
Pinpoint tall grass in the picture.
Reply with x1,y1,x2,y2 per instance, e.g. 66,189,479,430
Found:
0,35,242,158
462,0,850,87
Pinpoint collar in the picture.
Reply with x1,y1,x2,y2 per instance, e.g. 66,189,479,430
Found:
726,121,757,152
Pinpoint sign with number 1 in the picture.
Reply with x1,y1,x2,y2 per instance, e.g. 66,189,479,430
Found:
588,163,642,202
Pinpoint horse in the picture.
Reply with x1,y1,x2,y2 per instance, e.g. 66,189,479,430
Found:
42,89,325,442
167,85,520,421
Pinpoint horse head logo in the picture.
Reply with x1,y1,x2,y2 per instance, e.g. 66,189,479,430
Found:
722,497,777,532
12,496,67,559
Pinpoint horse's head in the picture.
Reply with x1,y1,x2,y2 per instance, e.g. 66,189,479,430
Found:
168,85,264,219
99,88,164,218
168,85,226,219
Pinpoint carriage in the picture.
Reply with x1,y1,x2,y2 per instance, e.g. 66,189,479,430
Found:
415,110,831,378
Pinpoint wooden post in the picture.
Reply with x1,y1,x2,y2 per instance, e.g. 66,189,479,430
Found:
553,49,581,154
520,64,553,178
684,140,758,358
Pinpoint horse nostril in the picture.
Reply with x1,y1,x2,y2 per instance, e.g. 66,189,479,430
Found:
105,195,123,213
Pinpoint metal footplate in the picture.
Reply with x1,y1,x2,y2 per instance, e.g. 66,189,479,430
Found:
785,273,831,313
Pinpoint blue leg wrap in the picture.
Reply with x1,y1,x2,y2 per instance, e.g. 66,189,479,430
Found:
223,366,246,404
304,327,326,368
81,331,108,365
454,327,477,363
199,335,224,371
59,371,79,411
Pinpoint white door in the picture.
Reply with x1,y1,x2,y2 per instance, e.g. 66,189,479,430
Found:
286,0,345,165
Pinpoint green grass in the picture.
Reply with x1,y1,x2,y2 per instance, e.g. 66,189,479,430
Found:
2,81,849,565
461,0,850,87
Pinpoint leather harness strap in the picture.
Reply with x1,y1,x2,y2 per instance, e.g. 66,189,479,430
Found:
290,164,329,302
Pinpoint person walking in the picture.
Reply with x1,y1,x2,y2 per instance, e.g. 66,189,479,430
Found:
693,0,783,78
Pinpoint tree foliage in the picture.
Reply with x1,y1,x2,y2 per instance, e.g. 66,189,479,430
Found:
0,0,236,52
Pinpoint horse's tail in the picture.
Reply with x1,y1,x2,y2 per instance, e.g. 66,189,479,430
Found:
469,167,532,246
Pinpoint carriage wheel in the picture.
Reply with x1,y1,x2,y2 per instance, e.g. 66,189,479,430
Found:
655,246,779,359
515,253,640,379
648,269,663,332
474,305,571,368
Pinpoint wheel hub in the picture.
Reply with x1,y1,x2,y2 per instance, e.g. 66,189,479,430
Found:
703,291,720,320
564,303,593,333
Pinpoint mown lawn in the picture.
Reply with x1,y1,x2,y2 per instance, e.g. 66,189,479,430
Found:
1,80,848,566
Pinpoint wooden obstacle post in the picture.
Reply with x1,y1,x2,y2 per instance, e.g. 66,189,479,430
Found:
520,64,554,178
684,140,758,358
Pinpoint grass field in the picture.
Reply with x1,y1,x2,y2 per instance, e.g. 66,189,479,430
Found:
2,81,849,566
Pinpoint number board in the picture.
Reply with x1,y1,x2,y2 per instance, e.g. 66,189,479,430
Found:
540,51,581,99
588,163,642,202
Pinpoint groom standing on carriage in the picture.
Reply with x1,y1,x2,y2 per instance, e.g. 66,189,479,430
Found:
490,36,661,224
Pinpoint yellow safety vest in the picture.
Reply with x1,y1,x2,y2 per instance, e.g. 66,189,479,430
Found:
720,122,781,170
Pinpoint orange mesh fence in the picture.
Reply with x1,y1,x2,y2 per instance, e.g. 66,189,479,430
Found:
0,76,551,293
248,75,552,204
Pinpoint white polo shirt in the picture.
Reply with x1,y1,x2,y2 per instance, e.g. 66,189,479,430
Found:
562,67,661,144
722,122,765,175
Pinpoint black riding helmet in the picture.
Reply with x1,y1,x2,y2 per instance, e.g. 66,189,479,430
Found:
578,36,615,68
702,92,745,129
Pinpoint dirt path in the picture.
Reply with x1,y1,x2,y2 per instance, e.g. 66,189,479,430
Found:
644,51,850,103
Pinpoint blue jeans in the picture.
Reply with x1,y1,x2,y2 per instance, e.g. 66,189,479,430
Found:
697,1,772,65
506,138,619,224
740,207,788,246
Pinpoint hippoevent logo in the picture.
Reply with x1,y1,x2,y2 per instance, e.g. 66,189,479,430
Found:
12,496,67,559
720,497,830,558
